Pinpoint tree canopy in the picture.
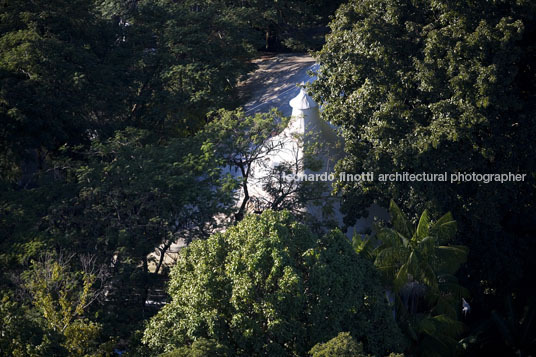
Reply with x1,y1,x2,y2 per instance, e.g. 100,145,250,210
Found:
358,201,468,356
2,0,535,355
311,0,536,228
143,210,405,356
310,0,536,334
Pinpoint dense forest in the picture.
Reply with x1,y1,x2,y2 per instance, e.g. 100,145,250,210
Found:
1,0,535,356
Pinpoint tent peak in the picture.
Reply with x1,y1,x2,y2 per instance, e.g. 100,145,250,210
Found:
289,87,318,110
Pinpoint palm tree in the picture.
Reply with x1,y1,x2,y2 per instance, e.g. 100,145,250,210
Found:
358,200,469,356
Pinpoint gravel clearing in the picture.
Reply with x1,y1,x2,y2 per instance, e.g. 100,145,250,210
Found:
239,53,316,117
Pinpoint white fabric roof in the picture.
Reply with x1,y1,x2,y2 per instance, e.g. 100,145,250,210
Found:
289,88,318,110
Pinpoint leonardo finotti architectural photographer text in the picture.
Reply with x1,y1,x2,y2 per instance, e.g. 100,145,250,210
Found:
282,172,527,184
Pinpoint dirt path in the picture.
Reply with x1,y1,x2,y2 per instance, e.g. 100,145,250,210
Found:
239,53,316,117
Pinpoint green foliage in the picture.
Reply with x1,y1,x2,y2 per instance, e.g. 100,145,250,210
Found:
489,297,536,356
49,127,234,248
235,0,343,51
23,259,95,334
0,0,135,181
312,0,536,228
0,181,53,275
62,319,103,357
0,256,112,356
308,332,407,357
359,201,468,356
22,256,108,356
310,1,536,350
0,0,259,182
201,108,329,222
101,0,258,134
159,338,230,357
203,109,289,166
309,332,367,357
44,127,237,341
202,108,287,220
0,0,345,355
0,294,46,357
143,210,404,356
373,201,467,294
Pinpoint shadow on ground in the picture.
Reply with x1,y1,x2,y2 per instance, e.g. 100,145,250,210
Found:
239,53,316,117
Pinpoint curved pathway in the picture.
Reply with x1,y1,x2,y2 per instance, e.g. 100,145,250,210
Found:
239,53,316,117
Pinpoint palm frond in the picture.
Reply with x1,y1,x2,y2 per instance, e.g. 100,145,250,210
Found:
389,199,413,239
435,245,468,274
352,235,374,261
394,262,409,292
411,250,438,291
429,212,456,244
375,246,406,279
431,295,458,319
431,314,465,337
415,209,431,241
377,228,404,248
417,236,436,256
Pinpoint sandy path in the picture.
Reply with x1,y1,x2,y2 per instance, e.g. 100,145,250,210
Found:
239,53,316,116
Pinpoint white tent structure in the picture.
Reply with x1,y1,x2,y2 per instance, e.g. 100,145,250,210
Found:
245,86,388,236
150,60,388,273
286,87,342,220
288,87,341,154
